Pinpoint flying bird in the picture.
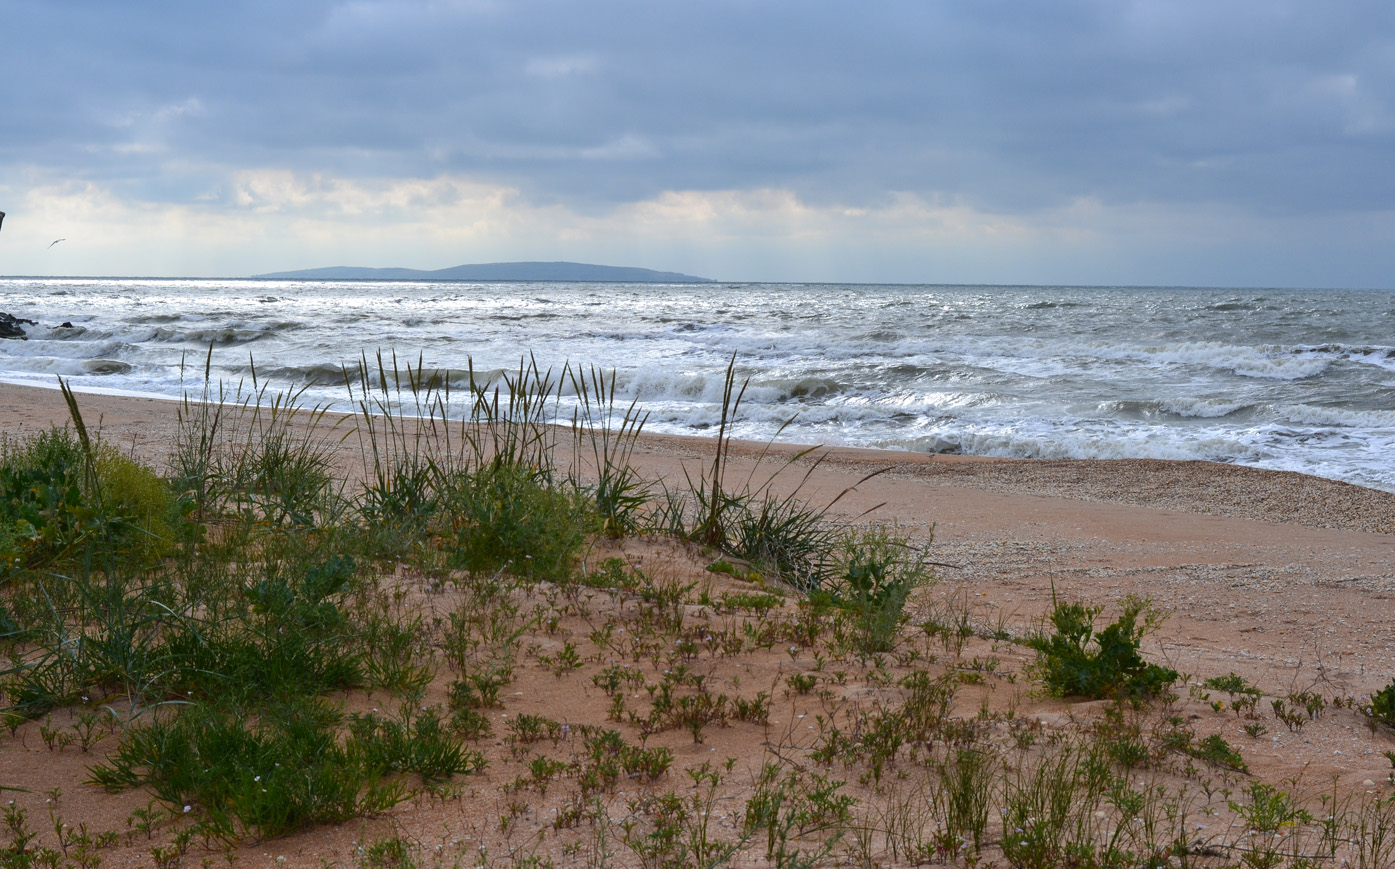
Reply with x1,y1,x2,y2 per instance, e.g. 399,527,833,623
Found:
0,211,6,232
49,238,65,248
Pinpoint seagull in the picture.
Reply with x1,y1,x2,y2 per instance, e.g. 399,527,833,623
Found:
49,238,65,248
0,211,6,232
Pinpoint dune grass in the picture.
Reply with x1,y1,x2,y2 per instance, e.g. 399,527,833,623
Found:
0,358,1392,867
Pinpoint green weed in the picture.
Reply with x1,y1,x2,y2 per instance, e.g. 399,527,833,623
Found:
442,461,591,582
90,697,412,842
1029,592,1178,700
1367,678,1395,730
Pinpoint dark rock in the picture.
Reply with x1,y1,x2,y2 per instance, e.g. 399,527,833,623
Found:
60,321,73,329
0,312,37,340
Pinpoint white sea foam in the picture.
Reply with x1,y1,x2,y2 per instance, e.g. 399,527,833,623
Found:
1100,341,1332,381
3,279,1393,491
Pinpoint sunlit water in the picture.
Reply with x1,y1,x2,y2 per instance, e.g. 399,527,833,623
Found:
3,278,1394,491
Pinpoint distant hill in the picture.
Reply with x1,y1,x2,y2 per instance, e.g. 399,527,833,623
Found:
252,261,715,283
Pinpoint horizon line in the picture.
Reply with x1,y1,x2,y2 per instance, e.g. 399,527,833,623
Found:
2,274,1394,292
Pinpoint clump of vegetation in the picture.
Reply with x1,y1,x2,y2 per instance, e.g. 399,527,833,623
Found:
1,424,175,574
89,697,412,842
825,525,935,653
442,460,592,582
1371,678,1395,730
1028,592,1178,699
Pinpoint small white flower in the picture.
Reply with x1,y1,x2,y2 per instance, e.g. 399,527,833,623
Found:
183,805,192,813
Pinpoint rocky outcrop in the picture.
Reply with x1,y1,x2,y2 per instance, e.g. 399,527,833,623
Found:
0,312,37,340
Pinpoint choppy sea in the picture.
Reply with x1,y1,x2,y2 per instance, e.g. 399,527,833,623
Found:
3,278,1394,492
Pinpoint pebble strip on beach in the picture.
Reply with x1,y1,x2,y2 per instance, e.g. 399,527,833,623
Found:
875,457,1395,535
639,433,1395,535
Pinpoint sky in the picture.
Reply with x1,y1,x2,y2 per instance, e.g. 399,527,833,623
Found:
3,1,1395,286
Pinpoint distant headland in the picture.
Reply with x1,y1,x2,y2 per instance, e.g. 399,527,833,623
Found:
251,261,715,283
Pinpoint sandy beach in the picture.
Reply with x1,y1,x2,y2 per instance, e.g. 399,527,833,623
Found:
3,379,1394,865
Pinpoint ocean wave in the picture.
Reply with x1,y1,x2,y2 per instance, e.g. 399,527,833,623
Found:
888,390,997,411
891,425,1257,464
1304,343,1395,371
781,376,845,399
42,323,89,338
973,355,1076,379
1109,341,1332,381
249,361,510,391
149,321,302,346
858,329,905,341
0,355,129,379
645,399,889,434
613,368,857,406
1156,397,1253,419
81,359,133,376
8,338,128,360
490,312,563,322
1276,404,1395,429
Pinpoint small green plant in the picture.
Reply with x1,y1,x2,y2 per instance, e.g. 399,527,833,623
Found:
189,552,365,703
358,836,419,869
935,747,996,855
1190,733,1248,772
714,590,784,613
732,691,771,724
824,526,936,654
1204,671,1263,718
1203,671,1257,696
581,557,644,591
357,610,433,696
1028,593,1178,700
1367,679,1395,730
442,461,591,582
744,763,853,865
539,641,584,677
786,673,818,695
507,713,565,748
1000,742,1104,869
348,705,486,782
1228,781,1313,868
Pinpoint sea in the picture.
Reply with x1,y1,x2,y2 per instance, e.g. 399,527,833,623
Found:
3,278,1394,492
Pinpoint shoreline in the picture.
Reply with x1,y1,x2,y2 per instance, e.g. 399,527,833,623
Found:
4,380,1393,536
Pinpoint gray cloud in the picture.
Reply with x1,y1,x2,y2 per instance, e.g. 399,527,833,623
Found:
4,0,1395,279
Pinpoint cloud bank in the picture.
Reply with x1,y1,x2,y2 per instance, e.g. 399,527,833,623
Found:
2,1,1394,285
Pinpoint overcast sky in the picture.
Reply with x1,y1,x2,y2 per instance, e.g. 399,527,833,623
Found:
3,0,1395,285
